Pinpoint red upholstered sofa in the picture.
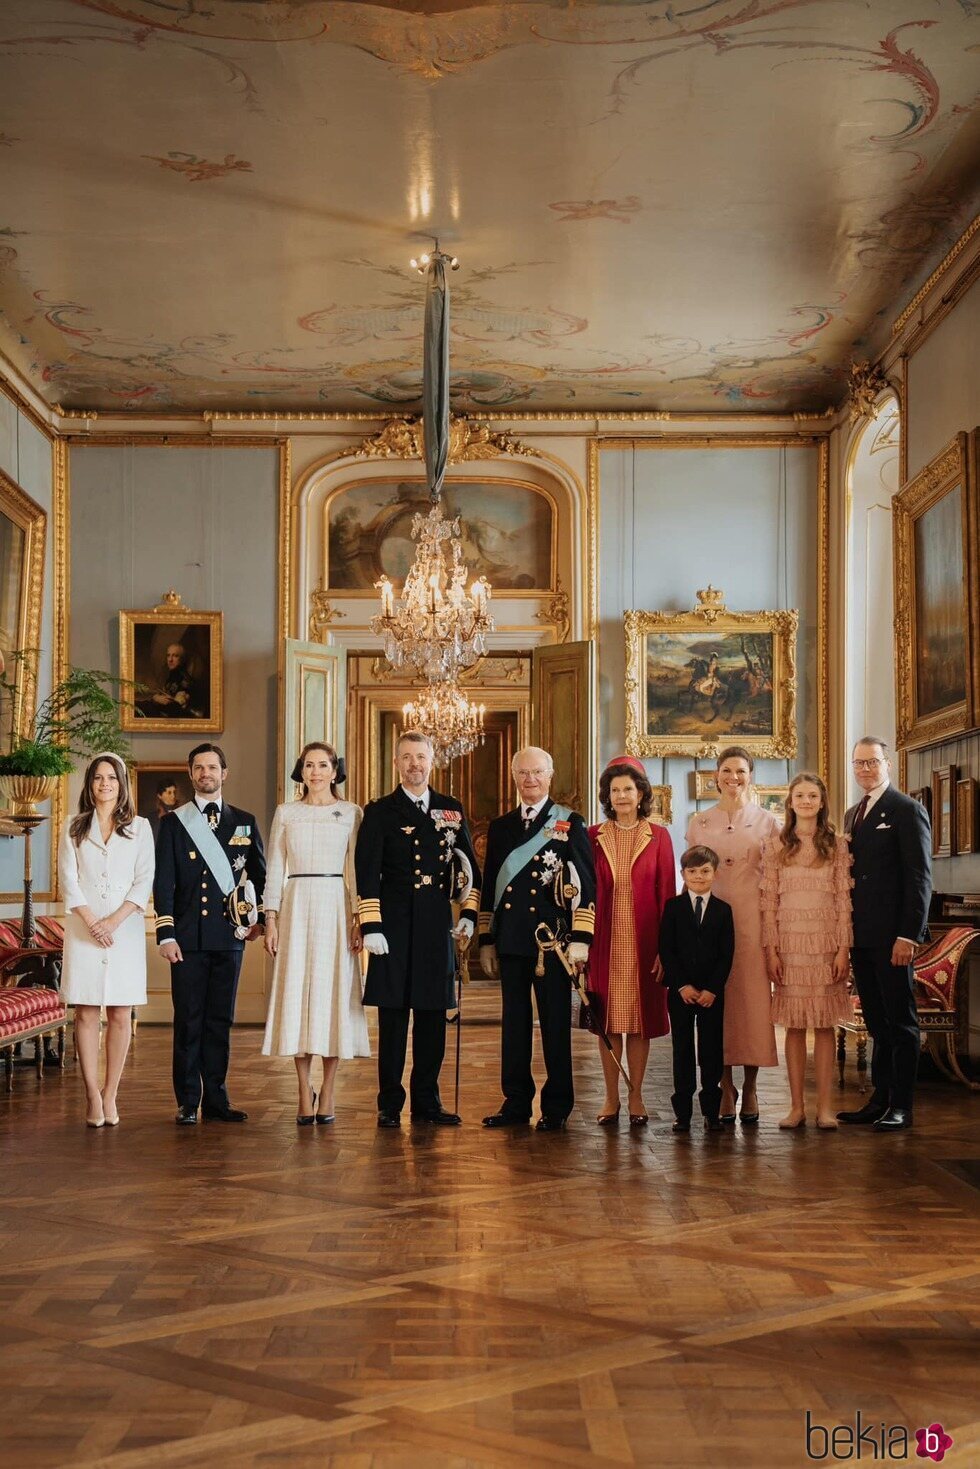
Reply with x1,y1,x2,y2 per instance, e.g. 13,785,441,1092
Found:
0,916,67,1090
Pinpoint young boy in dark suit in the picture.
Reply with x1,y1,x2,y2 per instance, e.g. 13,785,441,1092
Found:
658,845,735,1133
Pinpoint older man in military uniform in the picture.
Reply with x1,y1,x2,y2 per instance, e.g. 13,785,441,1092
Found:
155,743,266,1124
355,730,480,1128
479,746,595,1131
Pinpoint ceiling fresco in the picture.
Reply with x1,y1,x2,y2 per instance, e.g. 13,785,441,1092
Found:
0,0,978,413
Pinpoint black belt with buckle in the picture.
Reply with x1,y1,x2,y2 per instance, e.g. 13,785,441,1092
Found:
287,873,344,878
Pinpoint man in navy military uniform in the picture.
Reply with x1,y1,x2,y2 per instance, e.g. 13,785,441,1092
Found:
355,730,480,1128
479,746,596,1131
154,743,266,1124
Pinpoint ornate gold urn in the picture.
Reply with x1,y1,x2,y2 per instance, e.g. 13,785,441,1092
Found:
0,773,59,818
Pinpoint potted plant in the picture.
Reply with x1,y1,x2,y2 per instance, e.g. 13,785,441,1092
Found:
0,651,131,816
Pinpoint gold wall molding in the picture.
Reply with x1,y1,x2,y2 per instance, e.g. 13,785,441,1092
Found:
891,211,980,338
353,414,536,464
534,576,570,644
308,582,347,641
276,437,291,803
847,361,889,423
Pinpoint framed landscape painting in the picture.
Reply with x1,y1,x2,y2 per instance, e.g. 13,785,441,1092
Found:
894,434,975,749
624,592,798,759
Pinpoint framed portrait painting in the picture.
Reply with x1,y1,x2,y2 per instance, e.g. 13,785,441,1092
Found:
0,469,46,750
324,477,556,594
624,590,798,759
120,591,223,733
133,762,195,840
894,434,976,749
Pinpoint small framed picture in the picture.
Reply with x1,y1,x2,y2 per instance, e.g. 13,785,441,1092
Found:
649,785,673,825
955,777,978,855
133,763,195,841
690,769,720,801
909,786,932,818
120,590,223,733
752,784,789,816
931,765,957,858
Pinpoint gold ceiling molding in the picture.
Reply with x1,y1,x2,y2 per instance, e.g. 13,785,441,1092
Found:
847,361,890,423
352,415,535,463
891,212,980,338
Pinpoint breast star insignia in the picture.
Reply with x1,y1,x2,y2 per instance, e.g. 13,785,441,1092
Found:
232,854,246,871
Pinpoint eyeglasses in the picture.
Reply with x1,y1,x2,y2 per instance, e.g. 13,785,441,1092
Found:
852,758,885,770
515,768,550,779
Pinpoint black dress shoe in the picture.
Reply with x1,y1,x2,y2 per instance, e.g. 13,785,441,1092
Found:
411,1108,461,1126
703,1117,725,1133
836,1101,887,1124
873,1107,913,1131
671,1119,691,1133
482,1112,530,1128
201,1106,248,1122
535,1116,567,1132
377,1110,401,1128
175,1105,198,1125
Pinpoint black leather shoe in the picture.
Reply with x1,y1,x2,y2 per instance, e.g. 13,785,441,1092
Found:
201,1106,248,1122
671,1119,691,1133
377,1110,401,1128
836,1101,887,1124
411,1108,461,1126
482,1112,530,1128
703,1117,725,1133
175,1105,198,1125
873,1107,913,1131
535,1116,567,1132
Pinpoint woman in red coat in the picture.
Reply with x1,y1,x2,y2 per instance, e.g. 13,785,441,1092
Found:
588,755,675,1127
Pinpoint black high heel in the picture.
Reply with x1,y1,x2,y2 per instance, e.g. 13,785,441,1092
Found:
297,1091,317,1126
720,1088,738,1125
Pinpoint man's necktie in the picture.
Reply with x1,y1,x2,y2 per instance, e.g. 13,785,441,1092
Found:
416,798,426,815
694,895,704,926
523,807,534,831
852,794,869,833
205,801,219,830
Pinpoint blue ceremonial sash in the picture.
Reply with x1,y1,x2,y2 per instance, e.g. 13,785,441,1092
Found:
173,803,236,896
493,804,573,911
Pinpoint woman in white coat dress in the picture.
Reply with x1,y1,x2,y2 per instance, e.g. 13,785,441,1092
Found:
59,754,155,1127
263,742,369,1123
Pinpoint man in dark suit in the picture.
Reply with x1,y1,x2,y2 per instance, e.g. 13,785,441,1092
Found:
478,746,596,1132
838,736,932,1131
659,845,735,1133
154,743,266,1124
355,730,480,1129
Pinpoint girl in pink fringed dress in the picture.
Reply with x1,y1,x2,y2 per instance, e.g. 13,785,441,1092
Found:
761,773,853,1131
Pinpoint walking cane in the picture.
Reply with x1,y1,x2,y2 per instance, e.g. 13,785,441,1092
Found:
534,921,631,1088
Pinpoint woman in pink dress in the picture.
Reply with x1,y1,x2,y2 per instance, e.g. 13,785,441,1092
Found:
588,755,675,1127
686,746,779,1124
761,773,853,1130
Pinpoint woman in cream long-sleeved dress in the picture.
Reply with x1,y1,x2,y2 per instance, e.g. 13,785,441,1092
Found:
262,742,369,1122
59,754,155,1127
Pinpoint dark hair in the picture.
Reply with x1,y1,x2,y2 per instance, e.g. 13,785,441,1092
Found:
188,742,227,771
778,771,838,865
155,777,177,797
599,763,654,819
681,844,719,871
291,741,343,798
69,754,135,846
716,745,754,774
853,735,889,757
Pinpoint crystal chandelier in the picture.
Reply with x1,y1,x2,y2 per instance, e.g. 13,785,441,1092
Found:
372,504,494,682
403,680,486,768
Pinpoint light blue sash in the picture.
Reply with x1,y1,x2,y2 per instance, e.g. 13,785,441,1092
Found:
493,804,572,910
174,803,235,896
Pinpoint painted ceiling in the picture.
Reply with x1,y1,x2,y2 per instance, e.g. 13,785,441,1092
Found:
0,0,978,414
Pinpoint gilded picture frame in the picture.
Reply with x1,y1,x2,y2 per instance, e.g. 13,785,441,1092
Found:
0,468,46,751
752,784,789,816
120,591,223,733
955,776,978,856
930,764,957,859
624,589,798,759
648,785,672,825
894,433,976,750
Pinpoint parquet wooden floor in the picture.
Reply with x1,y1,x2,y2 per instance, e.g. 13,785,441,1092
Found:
2,986,978,1468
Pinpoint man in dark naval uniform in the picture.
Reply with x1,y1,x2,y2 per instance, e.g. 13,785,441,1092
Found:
154,743,266,1124
479,745,596,1131
355,730,480,1128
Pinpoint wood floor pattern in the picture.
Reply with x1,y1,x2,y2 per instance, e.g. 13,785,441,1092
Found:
1,985,977,1467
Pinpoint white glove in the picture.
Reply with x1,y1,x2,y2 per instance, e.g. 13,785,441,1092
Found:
452,917,474,940
363,933,389,956
567,942,589,967
480,944,499,979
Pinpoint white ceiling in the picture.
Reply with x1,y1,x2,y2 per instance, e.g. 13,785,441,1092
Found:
0,0,978,413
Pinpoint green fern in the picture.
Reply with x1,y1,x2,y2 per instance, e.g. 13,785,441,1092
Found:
0,652,134,774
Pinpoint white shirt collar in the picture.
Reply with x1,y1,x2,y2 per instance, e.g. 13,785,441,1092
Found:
522,796,549,821
195,794,222,813
860,778,890,814
402,785,429,811
687,889,711,912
